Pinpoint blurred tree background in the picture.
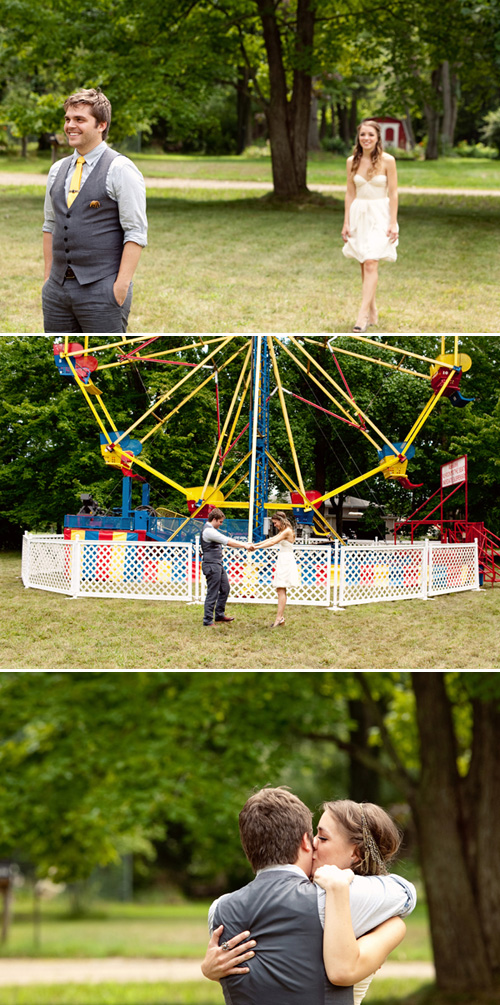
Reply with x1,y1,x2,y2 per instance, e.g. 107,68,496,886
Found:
1,336,499,549
1,0,500,196
0,671,499,993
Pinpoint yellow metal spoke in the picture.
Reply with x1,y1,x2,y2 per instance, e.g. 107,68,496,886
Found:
222,369,253,470
317,460,397,506
401,369,456,453
141,341,248,446
98,337,232,371
166,452,252,541
285,336,396,454
266,452,342,540
302,337,431,381
277,343,383,454
348,335,457,369
113,336,235,445
268,337,307,497
212,342,253,491
65,356,114,443
201,342,253,499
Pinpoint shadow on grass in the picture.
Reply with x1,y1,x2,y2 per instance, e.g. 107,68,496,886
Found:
385,985,500,1005
145,190,500,224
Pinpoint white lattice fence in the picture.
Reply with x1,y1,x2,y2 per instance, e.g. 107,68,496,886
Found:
339,544,428,607
23,535,193,602
22,534,72,595
200,544,332,606
428,542,479,596
22,535,480,609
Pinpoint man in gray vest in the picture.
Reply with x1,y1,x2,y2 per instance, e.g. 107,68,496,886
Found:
42,88,147,333
201,508,249,627
203,788,416,1005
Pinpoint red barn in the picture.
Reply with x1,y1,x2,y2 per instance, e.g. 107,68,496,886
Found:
372,117,411,151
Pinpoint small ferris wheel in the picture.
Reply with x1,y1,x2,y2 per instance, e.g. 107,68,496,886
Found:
53,335,473,541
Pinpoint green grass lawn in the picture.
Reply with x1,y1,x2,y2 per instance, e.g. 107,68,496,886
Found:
0,979,434,1005
1,186,499,333
1,552,499,669
0,895,432,961
1,149,500,189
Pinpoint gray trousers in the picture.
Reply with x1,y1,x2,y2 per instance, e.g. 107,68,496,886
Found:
42,273,133,333
203,562,230,625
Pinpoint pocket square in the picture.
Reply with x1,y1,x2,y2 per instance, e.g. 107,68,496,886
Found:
89,200,101,208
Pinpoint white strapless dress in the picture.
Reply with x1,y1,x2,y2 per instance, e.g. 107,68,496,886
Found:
273,540,300,588
353,973,376,1005
342,174,398,264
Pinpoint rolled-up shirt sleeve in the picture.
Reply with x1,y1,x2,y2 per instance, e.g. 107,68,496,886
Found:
316,872,417,936
202,527,230,546
42,160,64,233
107,156,148,247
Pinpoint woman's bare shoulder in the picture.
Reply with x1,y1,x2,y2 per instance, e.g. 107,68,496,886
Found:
381,151,396,165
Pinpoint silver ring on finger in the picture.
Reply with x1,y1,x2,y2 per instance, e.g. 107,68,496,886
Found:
221,942,231,951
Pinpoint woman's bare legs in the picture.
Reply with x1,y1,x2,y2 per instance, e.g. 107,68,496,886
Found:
273,588,287,627
355,260,379,329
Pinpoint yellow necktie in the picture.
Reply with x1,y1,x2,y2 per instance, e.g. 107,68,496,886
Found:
67,156,85,207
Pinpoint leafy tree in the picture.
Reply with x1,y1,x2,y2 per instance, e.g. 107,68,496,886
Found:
2,671,500,993
1,337,497,541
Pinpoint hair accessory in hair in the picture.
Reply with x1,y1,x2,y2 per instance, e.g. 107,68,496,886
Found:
360,804,387,873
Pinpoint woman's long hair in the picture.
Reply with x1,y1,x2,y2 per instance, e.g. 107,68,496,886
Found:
271,511,295,536
322,799,402,876
351,119,384,178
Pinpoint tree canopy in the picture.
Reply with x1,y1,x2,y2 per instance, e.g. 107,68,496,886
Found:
1,0,500,191
1,670,500,992
1,336,499,544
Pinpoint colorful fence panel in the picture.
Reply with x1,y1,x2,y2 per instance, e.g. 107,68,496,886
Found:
23,535,193,602
428,542,479,596
339,544,428,607
199,544,333,607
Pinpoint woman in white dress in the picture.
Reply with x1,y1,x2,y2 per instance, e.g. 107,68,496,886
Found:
313,800,407,1003
342,119,399,333
203,799,407,1004
248,511,299,628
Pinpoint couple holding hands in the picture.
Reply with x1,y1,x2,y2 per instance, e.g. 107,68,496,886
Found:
201,510,299,628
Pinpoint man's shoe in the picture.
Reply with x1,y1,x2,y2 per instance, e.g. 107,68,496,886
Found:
215,615,235,623
203,622,217,627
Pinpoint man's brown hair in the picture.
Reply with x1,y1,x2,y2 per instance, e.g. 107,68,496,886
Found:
239,787,313,872
64,88,112,140
208,508,225,522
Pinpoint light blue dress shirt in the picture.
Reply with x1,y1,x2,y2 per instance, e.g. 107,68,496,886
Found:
209,864,417,938
43,141,148,247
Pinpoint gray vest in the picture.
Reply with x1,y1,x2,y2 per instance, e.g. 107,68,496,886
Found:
213,871,353,1005
201,525,223,564
50,147,124,285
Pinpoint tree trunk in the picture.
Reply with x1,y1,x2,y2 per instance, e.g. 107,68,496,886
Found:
424,67,441,160
256,0,314,198
411,673,494,991
330,103,336,138
308,89,320,150
337,104,350,145
348,700,381,803
349,97,357,142
237,66,252,155
465,699,500,975
441,60,457,149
